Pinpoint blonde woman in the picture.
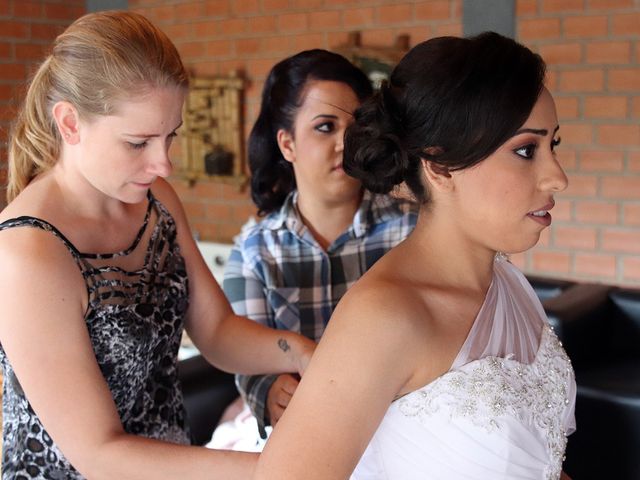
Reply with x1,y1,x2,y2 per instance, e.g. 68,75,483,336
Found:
0,11,313,479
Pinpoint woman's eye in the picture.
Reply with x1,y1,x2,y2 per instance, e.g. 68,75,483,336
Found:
551,136,562,151
167,132,178,146
314,122,334,133
514,143,537,159
128,141,147,150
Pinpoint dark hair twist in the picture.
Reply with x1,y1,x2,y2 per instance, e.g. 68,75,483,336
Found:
344,32,546,203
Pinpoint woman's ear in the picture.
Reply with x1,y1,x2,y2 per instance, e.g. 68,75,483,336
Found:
276,128,296,163
52,101,80,145
421,158,453,193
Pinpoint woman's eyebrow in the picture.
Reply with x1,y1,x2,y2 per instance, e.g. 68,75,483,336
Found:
311,114,339,121
124,120,184,138
514,125,560,136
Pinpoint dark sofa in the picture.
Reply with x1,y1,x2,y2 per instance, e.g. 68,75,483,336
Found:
531,279,640,480
177,354,239,445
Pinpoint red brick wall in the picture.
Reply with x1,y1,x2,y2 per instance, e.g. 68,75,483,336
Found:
3,1,639,287
511,0,640,286
0,0,86,207
128,0,639,286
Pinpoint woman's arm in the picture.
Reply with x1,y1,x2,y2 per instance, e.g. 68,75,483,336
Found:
152,179,315,376
0,226,257,480
253,280,421,479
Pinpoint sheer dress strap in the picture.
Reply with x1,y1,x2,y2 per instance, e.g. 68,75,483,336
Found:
451,256,545,369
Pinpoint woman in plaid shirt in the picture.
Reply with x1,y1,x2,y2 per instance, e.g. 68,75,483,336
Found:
221,49,418,443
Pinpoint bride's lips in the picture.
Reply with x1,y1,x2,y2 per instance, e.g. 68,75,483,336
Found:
527,201,555,226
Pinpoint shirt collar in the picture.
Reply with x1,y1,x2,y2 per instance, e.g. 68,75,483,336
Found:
259,191,301,232
351,189,373,238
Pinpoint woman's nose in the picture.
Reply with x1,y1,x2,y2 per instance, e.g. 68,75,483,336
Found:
148,148,173,178
335,132,345,153
540,154,569,193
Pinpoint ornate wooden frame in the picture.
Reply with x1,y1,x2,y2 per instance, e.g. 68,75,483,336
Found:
179,74,246,186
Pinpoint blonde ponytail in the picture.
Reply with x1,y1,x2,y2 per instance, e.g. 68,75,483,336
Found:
7,57,60,203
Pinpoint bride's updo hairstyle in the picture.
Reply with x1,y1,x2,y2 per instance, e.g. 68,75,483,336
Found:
343,32,546,203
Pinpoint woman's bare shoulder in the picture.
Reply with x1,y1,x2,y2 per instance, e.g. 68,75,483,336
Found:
0,224,86,324
0,222,80,276
0,180,73,264
333,268,432,341
0,182,51,223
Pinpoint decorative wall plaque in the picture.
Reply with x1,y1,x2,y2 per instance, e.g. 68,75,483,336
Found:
179,74,245,186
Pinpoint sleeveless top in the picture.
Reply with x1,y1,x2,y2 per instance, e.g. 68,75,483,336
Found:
352,255,576,480
0,192,191,479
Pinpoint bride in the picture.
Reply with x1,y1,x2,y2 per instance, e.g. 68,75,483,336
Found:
252,31,576,480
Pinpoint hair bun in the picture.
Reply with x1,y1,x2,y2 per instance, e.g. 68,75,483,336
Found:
343,95,412,194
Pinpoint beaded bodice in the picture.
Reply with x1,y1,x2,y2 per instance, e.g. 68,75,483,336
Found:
398,326,573,479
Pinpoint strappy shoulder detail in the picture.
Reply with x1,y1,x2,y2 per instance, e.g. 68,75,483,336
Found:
1,215,80,251
0,190,190,479
0,191,155,261
450,255,545,369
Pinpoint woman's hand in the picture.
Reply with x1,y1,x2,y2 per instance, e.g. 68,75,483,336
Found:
266,374,300,427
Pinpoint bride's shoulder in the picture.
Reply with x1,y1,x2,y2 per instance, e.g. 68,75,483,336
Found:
337,271,434,336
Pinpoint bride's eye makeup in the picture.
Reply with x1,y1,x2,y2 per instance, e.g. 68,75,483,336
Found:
514,143,537,160
511,125,560,161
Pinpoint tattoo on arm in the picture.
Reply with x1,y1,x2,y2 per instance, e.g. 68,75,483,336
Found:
278,338,291,353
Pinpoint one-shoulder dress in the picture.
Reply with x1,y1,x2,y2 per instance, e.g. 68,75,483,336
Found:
352,255,576,480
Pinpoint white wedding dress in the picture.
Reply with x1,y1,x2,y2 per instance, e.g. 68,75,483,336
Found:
352,256,576,480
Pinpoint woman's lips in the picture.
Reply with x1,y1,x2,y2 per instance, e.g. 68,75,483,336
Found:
527,210,552,226
527,202,554,226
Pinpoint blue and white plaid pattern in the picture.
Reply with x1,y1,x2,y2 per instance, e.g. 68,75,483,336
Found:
223,190,418,437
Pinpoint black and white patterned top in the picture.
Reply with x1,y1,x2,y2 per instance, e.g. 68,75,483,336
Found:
0,192,191,479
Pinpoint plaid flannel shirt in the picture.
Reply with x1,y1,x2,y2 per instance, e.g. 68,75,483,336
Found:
223,190,418,438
